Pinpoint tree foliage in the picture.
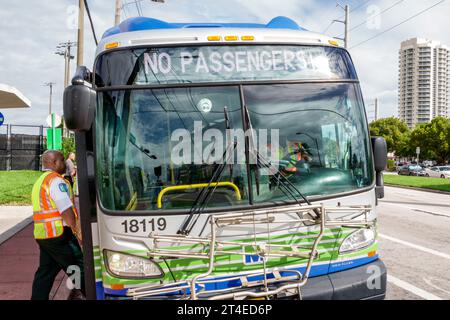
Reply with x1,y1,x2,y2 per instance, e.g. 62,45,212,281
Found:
369,117,409,153
396,130,416,158
369,117,450,164
409,117,450,164
62,136,76,160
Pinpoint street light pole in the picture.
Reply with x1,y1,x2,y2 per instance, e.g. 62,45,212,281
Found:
44,82,55,116
333,4,350,49
49,83,53,115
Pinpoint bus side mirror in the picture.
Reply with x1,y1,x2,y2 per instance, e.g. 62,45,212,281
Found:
63,66,95,132
371,137,387,199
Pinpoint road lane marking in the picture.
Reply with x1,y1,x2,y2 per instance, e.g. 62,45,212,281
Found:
412,209,450,219
423,277,450,295
387,275,443,300
379,234,450,261
379,201,450,218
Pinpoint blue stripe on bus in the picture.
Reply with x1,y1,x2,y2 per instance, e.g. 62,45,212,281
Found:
103,255,379,297
102,16,305,39
95,281,105,300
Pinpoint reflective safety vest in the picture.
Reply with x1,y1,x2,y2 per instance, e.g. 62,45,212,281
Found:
282,143,303,173
31,171,77,240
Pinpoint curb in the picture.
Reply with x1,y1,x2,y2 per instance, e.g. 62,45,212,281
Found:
0,216,33,246
385,184,450,196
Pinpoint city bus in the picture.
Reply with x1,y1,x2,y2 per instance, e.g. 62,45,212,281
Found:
64,16,388,300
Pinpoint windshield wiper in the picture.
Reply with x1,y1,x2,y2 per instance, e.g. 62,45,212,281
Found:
243,105,320,218
224,106,234,179
177,107,237,236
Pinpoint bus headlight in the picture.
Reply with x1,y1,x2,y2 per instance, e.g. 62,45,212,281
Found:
339,229,376,254
105,250,164,279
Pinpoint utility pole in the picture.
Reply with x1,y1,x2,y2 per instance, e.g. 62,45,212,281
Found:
55,41,77,88
44,83,55,116
374,98,379,121
333,4,349,49
55,41,77,138
115,0,122,26
344,4,349,49
77,0,85,67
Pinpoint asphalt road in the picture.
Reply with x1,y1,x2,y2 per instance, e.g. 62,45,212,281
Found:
378,186,450,300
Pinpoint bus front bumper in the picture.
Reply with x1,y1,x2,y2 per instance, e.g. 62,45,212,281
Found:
105,259,387,300
296,259,387,300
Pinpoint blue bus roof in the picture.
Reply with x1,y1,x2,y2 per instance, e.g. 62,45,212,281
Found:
102,16,306,39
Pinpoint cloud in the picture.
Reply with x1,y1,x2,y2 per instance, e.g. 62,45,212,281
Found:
0,0,448,127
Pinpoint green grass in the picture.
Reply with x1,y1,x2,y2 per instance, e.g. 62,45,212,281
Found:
0,171,42,205
384,174,450,193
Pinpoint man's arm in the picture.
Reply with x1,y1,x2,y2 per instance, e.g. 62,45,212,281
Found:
49,177,80,238
61,207,77,230
61,207,82,242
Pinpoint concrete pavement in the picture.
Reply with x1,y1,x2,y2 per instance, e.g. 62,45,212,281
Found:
0,206,32,245
379,186,450,300
0,223,71,300
0,206,71,300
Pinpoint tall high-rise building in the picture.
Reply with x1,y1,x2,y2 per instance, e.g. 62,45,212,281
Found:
398,38,449,128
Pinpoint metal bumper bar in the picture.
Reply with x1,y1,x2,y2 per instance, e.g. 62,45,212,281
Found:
127,204,374,300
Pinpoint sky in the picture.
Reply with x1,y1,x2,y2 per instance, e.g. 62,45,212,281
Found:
0,0,449,128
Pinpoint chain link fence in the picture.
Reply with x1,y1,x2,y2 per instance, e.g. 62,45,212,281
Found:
0,125,46,171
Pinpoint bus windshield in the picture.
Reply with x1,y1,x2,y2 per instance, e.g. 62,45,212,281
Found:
95,45,373,212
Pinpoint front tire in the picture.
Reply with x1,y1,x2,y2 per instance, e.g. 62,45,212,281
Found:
441,175,446,179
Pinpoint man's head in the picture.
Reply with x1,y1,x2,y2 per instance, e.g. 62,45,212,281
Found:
42,150,66,174
68,152,76,161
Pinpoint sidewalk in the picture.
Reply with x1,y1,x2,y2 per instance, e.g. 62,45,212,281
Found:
0,208,71,300
0,206,32,245
385,184,450,195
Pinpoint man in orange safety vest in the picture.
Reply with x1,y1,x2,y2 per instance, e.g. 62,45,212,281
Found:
30,150,85,300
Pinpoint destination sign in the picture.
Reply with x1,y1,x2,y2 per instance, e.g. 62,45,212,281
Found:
144,49,325,74
96,45,355,86
135,46,352,84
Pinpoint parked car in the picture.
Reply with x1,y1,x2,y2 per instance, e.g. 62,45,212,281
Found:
425,166,450,179
422,160,436,167
395,162,408,172
398,165,427,176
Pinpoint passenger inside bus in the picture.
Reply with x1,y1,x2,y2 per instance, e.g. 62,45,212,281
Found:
279,141,312,176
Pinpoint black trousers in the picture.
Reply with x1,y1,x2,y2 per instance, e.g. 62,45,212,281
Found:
31,227,85,300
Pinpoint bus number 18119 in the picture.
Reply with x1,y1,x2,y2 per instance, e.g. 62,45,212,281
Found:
121,218,167,234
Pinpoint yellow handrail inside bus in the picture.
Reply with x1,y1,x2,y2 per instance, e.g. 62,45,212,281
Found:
157,182,242,209
125,192,138,211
